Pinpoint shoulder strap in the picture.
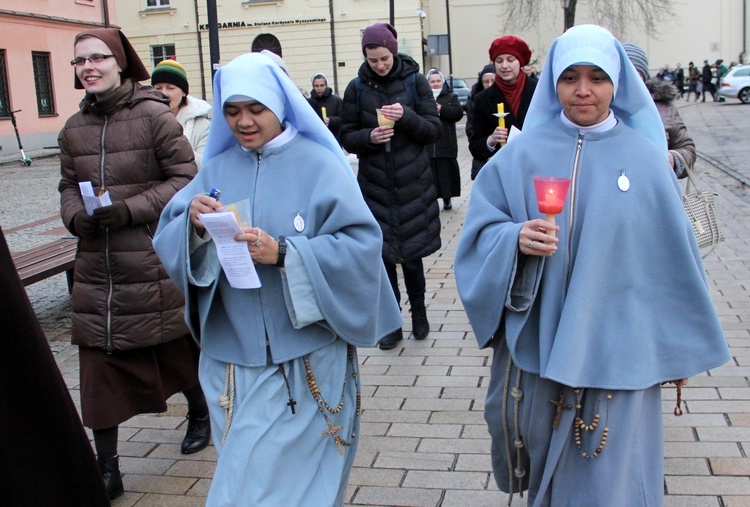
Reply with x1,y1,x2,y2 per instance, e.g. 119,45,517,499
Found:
355,77,366,112
405,73,420,108
355,74,420,110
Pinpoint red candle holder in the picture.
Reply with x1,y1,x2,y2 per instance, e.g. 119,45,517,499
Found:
533,176,572,237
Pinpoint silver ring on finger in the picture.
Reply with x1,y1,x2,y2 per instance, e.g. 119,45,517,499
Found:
528,241,534,248
254,239,263,247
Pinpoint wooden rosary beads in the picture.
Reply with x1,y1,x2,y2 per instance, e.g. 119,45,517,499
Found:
573,389,611,458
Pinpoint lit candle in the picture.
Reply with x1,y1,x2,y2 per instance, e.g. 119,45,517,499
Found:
497,103,505,128
321,106,327,120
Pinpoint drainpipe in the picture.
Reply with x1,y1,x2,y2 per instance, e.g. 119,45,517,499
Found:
328,0,339,95
742,0,747,63
194,0,207,100
101,0,110,27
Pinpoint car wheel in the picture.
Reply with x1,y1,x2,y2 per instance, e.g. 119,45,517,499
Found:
740,87,750,104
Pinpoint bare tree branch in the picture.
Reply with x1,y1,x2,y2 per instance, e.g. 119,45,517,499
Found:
498,0,675,39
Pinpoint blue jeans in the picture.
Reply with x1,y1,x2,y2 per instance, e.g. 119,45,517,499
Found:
384,259,426,307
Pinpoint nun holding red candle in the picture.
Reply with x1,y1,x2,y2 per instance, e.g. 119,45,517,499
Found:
455,25,729,506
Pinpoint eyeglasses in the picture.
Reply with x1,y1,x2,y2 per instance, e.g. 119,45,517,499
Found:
70,54,115,67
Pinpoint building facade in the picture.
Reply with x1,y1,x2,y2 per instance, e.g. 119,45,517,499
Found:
0,0,115,155
116,0,748,104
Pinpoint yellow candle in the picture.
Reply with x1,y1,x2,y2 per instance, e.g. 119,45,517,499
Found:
497,103,505,128
321,107,327,120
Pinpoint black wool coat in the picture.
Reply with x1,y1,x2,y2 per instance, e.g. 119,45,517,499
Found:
340,54,442,264
310,86,344,140
427,85,464,159
468,78,536,162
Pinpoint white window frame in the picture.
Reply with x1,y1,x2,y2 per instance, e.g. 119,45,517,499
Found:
145,0,170,8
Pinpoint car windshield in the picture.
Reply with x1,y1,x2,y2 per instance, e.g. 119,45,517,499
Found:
449,79,468,89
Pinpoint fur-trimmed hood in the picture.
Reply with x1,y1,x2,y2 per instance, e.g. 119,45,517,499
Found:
645,78,679,103
175,95,212,124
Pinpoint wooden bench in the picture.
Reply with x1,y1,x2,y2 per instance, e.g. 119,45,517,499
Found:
12,237,77,292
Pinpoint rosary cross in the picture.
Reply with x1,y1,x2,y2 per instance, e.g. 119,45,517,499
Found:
550,391,572,429
322,420,345,455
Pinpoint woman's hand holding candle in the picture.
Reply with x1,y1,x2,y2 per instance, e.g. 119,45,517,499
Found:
321,106,329,125
519,219,559,256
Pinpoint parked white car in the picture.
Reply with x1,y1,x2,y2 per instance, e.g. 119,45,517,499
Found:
717,64,750,104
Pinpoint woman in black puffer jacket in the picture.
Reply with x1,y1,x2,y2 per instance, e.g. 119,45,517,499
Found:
340,23,441,350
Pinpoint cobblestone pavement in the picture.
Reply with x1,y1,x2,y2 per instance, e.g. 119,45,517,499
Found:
1,99,748,506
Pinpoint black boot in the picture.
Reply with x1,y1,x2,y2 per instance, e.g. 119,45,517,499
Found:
410,296,430,340
97,455,124,500
181,412,211,454
378,328,403,350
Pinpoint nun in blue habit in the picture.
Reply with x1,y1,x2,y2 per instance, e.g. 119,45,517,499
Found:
455,25,730,507
153,52,402,506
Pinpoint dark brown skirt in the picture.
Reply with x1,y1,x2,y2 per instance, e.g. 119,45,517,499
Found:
79,335,200,429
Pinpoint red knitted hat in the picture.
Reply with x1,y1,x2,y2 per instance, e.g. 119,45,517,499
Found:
489,36,532,67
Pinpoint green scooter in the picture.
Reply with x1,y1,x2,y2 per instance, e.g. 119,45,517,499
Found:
3,109,32,166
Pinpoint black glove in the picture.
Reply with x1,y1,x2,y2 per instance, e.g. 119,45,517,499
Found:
73,211,100,238
93,201,131,230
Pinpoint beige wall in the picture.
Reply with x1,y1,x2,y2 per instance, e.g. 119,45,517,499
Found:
0,1,115,153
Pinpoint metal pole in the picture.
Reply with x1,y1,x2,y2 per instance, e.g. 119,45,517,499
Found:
390,0,395,26
194,0,207,100
445,0,453,84
207,0,221,81
329,0,339,95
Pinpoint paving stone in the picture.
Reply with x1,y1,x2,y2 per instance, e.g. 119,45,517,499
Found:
403,470,490,490
696,427,750,441
442,490,527,507
664,457,711,475
665,476,750,495
388,422,462,439
352,486,442,506
124,474,197,495
709,457,750,476
348,467,405,487
374,451,455,471
664,442,743,458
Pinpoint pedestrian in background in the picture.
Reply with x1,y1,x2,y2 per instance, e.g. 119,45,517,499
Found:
310,72,344,142
58,27,206,500
340,22,441,350
686,61,700,101
152,58,212,170
468,35,537,178
674,62,685,98
153,52,401,506
466,64,496,180
426,68,463,211
456,24,729,506
701,59,716,101
623,43,696,178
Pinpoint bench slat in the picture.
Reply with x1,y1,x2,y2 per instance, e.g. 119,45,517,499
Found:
11,237,78,287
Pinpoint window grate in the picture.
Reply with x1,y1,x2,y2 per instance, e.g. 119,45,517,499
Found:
151,44,176,67
32,51,56,116
0,50,10,117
